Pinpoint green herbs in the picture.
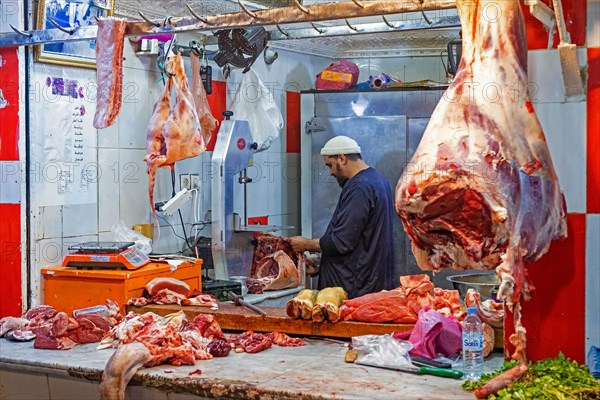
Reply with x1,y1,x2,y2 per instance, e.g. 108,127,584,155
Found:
462,354,600,399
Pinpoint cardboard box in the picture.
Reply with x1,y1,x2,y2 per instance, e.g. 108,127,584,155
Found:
42,260,202,315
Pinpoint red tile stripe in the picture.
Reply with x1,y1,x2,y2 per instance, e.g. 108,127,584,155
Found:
286,91,301,153
0,205,22,317
588,48,600,214
504,213,587,364
0,47,20,161
0,47,22,318
205,80,227,152
522,0,586,50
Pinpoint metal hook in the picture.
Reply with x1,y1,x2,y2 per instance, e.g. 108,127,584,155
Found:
310,21,324,34
345,18,360,31
238,0,258,19
294,0,310,14
186,4,211,24
351,0,365,9
48,18,78,35
421,11,432,25
138,10,161,27
382,15,398,29
10,24,32,38
163,15,174,27
276,24,289,37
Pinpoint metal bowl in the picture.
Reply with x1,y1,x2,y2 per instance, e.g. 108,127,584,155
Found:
446,272,500,300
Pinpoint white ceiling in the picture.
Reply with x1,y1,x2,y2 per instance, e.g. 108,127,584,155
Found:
113,0,460,57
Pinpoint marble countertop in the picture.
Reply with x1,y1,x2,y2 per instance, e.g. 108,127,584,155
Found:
0,337,501,399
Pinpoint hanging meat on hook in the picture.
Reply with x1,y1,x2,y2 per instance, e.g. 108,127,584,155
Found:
395,0,567,396
144,53,206,228
93,18,127,129
191,52,218,145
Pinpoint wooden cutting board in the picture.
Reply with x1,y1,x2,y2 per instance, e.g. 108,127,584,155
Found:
128,303,503,348
129,303,413,339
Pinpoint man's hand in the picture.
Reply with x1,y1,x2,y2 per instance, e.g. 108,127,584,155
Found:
289,236,321,253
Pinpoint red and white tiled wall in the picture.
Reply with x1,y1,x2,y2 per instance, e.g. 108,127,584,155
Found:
0,44,22,317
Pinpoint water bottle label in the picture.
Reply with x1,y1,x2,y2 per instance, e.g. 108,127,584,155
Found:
463,333,483,351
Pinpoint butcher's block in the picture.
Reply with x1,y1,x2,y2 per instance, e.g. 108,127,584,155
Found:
130,303,415,338
130,303,504,348
42,260,202,315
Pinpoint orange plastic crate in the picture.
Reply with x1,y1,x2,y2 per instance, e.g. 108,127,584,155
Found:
42,260,202,315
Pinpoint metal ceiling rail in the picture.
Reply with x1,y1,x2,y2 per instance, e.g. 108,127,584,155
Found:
0,0,457,48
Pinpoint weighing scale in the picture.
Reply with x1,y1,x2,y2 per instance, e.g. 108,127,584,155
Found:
62,241,150,270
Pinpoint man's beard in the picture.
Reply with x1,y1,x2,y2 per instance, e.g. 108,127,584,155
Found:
336,175,348,188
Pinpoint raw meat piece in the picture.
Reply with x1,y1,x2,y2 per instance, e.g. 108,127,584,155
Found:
474,363,528,398
482,322,495,358
67,314,112,344
188,314,226,340
395,0,567,389
286,289,318,320
144,53,206,228
151,288,187,305
191,52,218,145
52,312,69,337
267,332,305,347
100,342,153,400
247,250,300,292
341,291,416,324
98,312,162,350
207,339,231,357
0,317,29,337
5,330,36,342
126,297,148,307
312,287,347,323
250,232,300,275
101,311,215,400
182,294,219,309
400,274,435,295
93,18,127,129
146,277,191,297
465,288,504,328
22,305,56,320
229,331,272,353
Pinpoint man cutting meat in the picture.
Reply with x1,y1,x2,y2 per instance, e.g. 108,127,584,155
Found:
290,136,395,298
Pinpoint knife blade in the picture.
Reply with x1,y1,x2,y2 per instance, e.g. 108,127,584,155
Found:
355,360,464,379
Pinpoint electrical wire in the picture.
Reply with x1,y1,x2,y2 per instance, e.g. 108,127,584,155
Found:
170,168,195,254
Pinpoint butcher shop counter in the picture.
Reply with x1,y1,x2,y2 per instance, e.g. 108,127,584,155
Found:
0,337,504,400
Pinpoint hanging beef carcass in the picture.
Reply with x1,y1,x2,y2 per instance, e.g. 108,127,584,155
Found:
144,54,206,227
395,0,566,395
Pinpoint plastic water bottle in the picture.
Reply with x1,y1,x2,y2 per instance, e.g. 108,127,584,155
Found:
462,307,484,380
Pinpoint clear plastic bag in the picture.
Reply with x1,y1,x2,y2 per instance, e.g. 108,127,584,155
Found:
111,220,152,255
229,68,283,152
352,334,413,369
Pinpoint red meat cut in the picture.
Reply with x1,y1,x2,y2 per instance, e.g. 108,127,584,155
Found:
395,0,567,395
146,277,191,297
93,18,127,129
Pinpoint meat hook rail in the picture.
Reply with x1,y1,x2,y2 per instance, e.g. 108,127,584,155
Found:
0,0,458,48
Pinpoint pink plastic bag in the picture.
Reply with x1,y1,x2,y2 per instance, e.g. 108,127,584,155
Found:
396,307,462,359
315,60,359,90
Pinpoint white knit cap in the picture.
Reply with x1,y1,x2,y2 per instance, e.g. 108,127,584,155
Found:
320,136,361,156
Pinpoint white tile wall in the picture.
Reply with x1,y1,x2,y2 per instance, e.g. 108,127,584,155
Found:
527,49,588,104
98,148,120,232
63,203,98,237
588,1,600,48
532,101,587,213
586,214,600,351
40,205,63,239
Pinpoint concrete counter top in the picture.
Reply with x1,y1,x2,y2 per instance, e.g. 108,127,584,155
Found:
0,337,498,399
